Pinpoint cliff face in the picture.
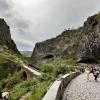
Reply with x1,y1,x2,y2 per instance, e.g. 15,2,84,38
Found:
0,19,21,80
80,13,100,63
31,13,100,64
0,19,19,53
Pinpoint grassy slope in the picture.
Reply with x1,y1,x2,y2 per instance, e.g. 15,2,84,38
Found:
7,57,78,100
0,45,78,100
0,45,28,97
0,45,52,100
25,57,78,100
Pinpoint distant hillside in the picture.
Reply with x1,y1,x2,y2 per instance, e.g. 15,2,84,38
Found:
20,51,32,57
31,12,100,64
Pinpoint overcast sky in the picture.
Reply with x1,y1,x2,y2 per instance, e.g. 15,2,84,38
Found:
0,0,100,51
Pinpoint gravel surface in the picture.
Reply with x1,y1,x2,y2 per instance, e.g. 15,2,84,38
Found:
62,73,100,100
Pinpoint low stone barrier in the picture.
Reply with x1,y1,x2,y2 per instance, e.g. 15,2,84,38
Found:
42,72,80,100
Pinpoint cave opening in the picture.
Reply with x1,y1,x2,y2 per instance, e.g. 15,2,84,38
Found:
43,54,54,59
77,58,97,64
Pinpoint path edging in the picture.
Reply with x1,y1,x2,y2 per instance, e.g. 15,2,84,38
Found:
42,72,80,100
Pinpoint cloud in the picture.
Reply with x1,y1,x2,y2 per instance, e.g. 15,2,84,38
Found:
0,0,10,11
0,0,10,16
0,0,100,51
13,37,34,51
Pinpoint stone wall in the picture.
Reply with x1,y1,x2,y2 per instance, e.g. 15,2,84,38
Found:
42,72,80,100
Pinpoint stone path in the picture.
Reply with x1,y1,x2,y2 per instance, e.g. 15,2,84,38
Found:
62,73,100,100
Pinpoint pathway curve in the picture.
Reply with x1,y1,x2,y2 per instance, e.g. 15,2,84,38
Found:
63,73,100,100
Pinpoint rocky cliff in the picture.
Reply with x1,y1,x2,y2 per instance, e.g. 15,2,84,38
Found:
0,18,21,80
31,13,100,64
0,18,19,53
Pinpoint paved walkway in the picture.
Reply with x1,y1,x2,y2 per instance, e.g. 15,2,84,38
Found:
62,73,100,100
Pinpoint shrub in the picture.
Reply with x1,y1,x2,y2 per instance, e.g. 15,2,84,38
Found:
10,81,30,100
66,57,77,66
3,71,25,89
68,66,76,72
39,73,55,82
0,80,5,91
41,64,54,74
55,64,67,76
26,82,50,100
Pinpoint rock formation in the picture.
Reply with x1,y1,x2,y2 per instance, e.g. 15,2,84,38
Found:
0,18,19,53
0,18,21,80
31,13,100,64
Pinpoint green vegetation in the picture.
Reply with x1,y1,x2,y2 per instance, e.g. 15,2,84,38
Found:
25,57,77,100
0,50,54,100
0,45,30,79
10,81,30,100
96,12,100,17
56,65,68,75
5,72,55,100
1,57,77,100
0,71,24,91
0,45,30,98
41,57,77,76
0,45,78,100
42,64,54,74
26,81,51,100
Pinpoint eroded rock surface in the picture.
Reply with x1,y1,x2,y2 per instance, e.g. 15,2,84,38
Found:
31,13,100,64
0,18,19,53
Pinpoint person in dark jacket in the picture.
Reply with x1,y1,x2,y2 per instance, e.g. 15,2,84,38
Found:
0,92,2,100
93,68,99,82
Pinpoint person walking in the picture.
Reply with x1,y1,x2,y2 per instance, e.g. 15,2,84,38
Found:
85,68,90,80
0,92,2,100
89,67,94,74
93,68,99,82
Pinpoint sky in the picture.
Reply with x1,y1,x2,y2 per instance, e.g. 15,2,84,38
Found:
0,0,100,51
